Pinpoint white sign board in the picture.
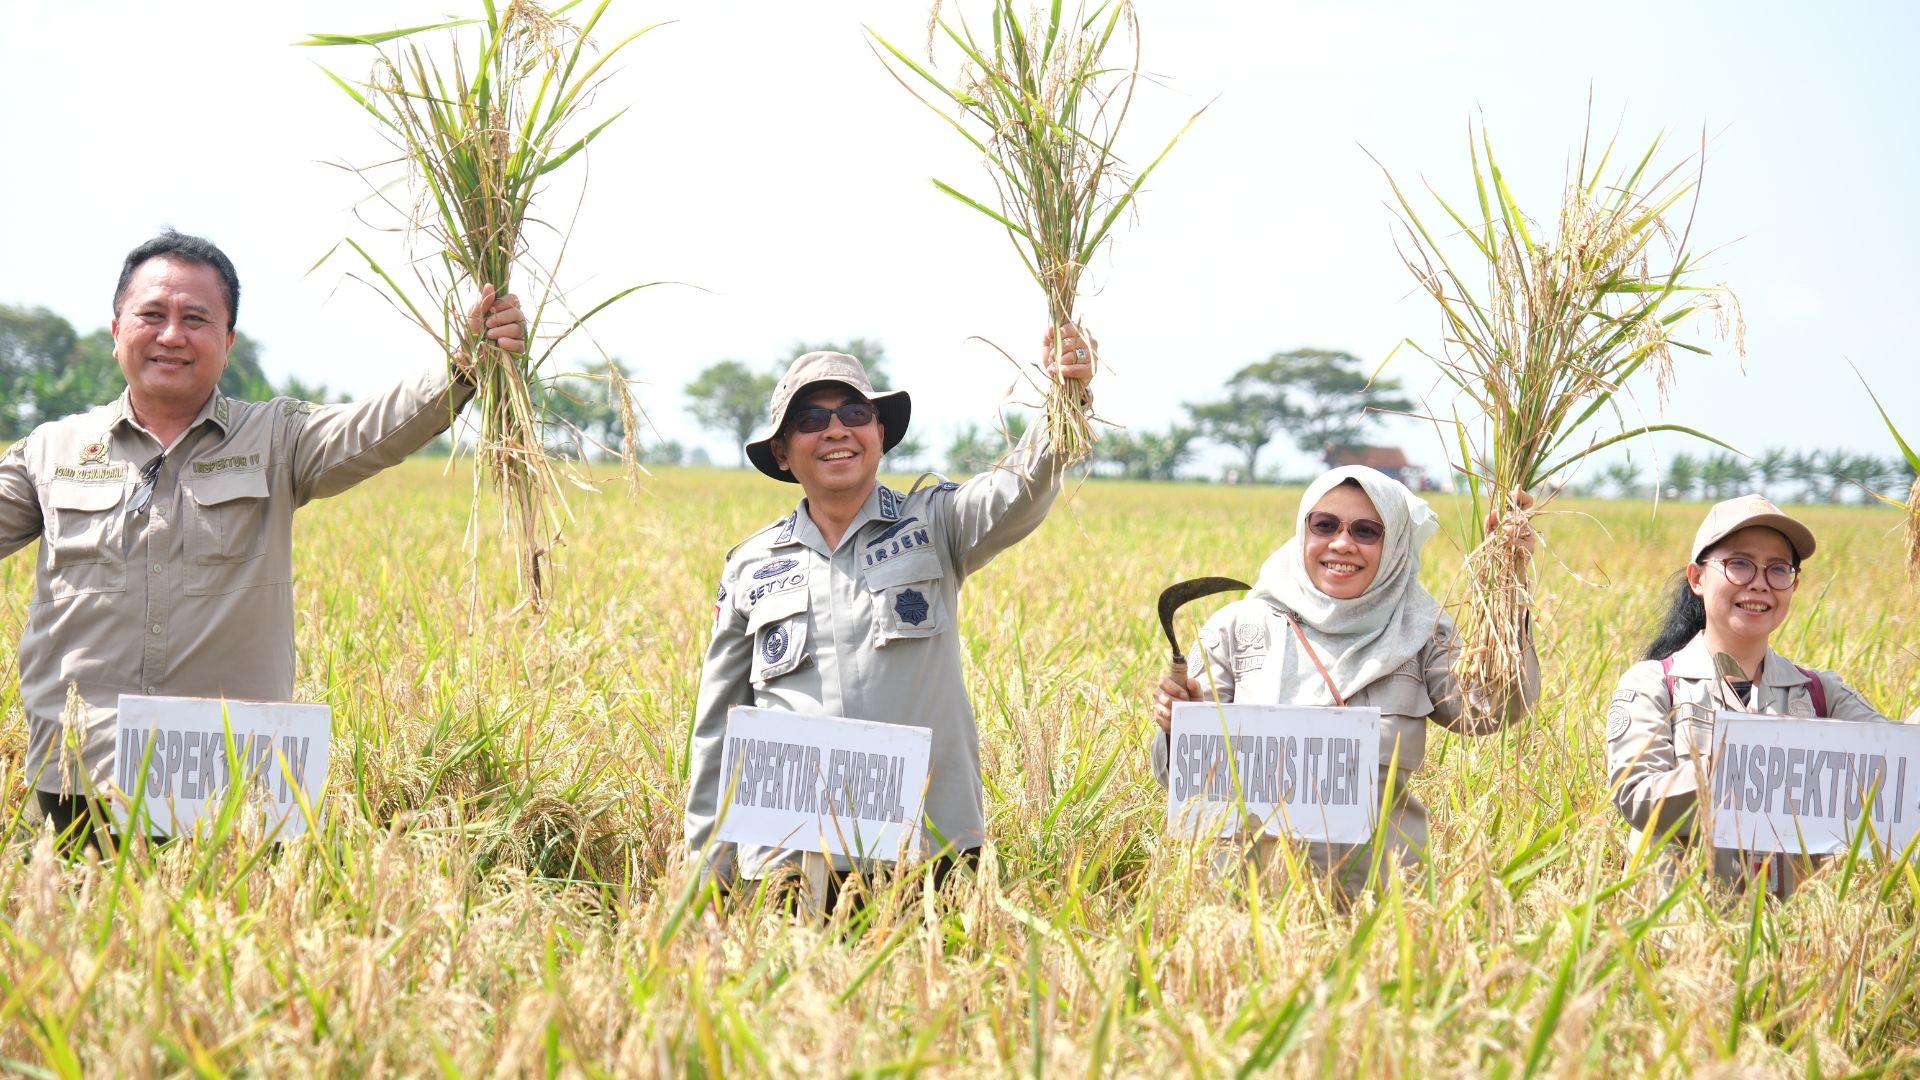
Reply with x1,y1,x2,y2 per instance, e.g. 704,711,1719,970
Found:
714,706,932,861
1709,711,1920,856
1167,702,1381,843
113,695,332,838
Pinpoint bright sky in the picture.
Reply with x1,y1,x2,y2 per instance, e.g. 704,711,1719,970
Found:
3,1,1915,484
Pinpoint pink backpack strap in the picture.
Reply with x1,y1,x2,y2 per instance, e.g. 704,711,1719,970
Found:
1796,666,1828,717
1660,654,1675,703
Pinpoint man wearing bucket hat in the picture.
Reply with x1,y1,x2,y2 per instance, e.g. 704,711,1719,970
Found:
1606,494,1891,897
684,327,1096,890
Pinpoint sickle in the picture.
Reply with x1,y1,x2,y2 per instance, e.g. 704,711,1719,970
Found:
1157,576,1252,684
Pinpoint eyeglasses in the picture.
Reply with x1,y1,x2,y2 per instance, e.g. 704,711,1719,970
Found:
787,402,877,434
1305,511,1385,546
1701,556,1799,591
125,455,164,517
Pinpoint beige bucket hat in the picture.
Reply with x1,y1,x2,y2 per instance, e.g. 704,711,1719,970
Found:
1690,493,1817,563
744,351,911,482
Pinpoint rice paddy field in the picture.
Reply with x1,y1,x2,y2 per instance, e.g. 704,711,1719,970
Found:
1,461,1916,1077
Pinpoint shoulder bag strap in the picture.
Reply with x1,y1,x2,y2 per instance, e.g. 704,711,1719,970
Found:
1282,614,1347,707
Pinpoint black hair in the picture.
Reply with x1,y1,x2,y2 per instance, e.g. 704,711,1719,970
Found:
1642,536,1805,661
112,229,240,331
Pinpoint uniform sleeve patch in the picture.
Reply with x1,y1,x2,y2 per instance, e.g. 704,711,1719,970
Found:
1606,691,1636,743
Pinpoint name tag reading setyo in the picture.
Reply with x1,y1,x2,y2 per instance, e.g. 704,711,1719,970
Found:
716,706,931,862
1708,711,1920,858
1168,701,1381,844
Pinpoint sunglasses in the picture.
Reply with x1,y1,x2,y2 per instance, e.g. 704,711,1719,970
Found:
125,454,164,517
1305,511,1385,546
787,401,877,435
1700,556,1799,591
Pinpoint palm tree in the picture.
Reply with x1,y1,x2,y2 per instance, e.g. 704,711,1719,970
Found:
1665,453,1700,500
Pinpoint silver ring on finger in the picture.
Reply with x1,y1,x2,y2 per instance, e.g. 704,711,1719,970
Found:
1075,347,1088,360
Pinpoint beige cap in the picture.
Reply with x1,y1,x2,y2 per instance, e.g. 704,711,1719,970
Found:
1690,493,1817,563
744,351,911,482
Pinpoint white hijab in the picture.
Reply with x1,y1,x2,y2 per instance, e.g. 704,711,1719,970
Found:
1245,466,1442,704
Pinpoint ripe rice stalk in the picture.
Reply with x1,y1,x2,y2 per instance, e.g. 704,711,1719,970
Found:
1852,367,1920,583
870,1,1204,463
1376,112,1744,720
302,0,660,612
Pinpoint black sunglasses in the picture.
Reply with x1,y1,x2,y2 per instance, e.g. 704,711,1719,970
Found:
787,401,877,434
1305,511,1385,546
125,454,164,517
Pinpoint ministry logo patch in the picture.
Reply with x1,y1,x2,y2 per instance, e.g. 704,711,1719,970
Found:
762,624,790,663
894,588,930,626
753,558,800,579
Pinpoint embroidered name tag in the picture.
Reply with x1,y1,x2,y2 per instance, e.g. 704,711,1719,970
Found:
51,464,128,483
192,453,263,475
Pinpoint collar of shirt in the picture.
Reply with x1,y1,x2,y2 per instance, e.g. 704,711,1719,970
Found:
1669,633,1813,689
784,483,904,556
107,387,232,443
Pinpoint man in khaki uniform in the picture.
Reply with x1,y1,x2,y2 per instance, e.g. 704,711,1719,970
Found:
1606,495,1890,895
0,230,524,833
685,330,1094,887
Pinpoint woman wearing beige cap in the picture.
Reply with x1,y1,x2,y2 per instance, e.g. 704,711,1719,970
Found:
1605,494,1892,896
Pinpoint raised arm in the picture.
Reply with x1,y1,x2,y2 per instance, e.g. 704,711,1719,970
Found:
287,288,522,503
942,325,1095,579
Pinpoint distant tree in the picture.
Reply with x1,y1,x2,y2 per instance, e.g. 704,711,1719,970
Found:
786,338,891,390
685,360,778,467
1187,395,1287,483
946,422,998,474
1665,453,1700,499
1137,425,1198,481
279,376,341,404
1787,451,1825,503
1599,459,1642,499
1093,429,1143,479
637,439,685,466
889,433,926,472
1754,448,1792,491
1188,348,1408,481
0,304,78,436
1700,452,1751,501
216,332,277,403
24,329,119,427
541,359,637,460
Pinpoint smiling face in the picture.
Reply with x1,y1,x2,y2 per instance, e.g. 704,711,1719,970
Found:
111,256,234,417
770,384,885,501
1302,482,1384,599
1687,525,1797,652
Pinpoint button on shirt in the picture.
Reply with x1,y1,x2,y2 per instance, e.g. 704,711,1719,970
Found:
0,369,471,794
686,427,1067,881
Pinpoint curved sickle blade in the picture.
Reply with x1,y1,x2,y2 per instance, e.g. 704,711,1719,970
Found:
1156,576,1252,662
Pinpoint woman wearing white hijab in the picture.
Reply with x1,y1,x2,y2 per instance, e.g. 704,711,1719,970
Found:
1152,466,1539,893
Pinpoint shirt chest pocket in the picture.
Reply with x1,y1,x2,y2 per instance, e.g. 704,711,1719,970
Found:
183,469,270,594
1671,698,1717,759
747,586,810,687
43,481,128,599
863,551,946,646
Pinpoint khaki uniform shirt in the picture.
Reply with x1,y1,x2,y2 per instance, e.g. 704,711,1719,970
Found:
1606,633,1889,894
686,428,1066,881
1152,598,1539,892
0,370,469,794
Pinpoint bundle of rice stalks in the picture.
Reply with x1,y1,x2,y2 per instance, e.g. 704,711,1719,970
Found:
1378,114,1744,719
1855,371,1920,583
303,1,659,612
870,1,1203,463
